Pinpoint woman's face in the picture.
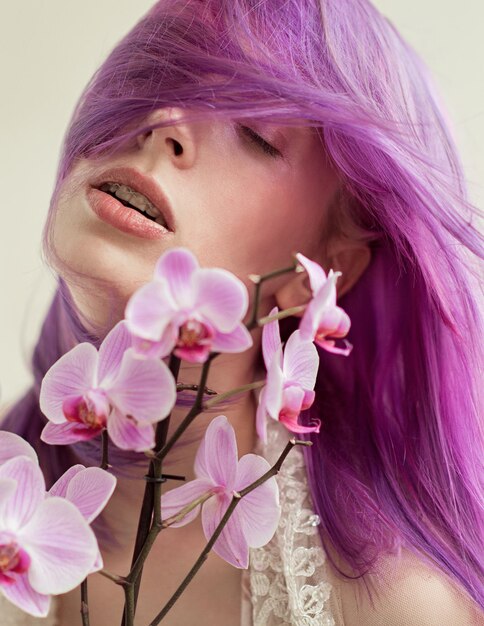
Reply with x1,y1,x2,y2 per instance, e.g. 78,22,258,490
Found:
51,110,341,325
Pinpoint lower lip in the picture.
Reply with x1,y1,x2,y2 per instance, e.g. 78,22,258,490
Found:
86,187,171,240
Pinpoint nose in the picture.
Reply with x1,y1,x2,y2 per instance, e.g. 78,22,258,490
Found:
135,107,196,169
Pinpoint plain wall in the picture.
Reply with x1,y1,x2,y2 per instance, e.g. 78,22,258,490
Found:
1,1,482,412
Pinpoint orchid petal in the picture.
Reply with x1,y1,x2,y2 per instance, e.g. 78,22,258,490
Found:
154,247,198,308
282,330,319,389
194,416,237,489
295,253,327,293
64,468,116,523
0,478,17,517
40,421,102,445
20,498,98,595
279,412,321,434
234,454,280,547
210,323,253,353
202,493,249,569
39,343,98,424
89,550,103,574
298,273,339,342
194,268,249,332
316,337,353,356
106,348,176,423
298,305,317,342
174,340,212,363
282,385,305,416
0,572,51,618
264,346,285,420
107,409,155,452
97,320,134,385
160,478,214,528
48,465,85,498
0,432,38,466
255,387,269,443
0,458,45,530
125,281,174,341
194,415,237,491
131,323,179,359
316,307,348,335
301,389,316,410
261,306,282,369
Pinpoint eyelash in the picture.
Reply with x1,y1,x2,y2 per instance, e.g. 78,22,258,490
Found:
239,125,280,157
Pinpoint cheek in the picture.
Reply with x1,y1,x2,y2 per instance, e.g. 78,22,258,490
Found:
194,164,333,280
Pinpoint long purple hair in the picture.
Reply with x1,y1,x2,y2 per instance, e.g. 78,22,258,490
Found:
2,0,483,610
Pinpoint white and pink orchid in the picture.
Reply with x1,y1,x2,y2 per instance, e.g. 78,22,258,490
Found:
0,432,115,617
39,320,177,451
124,247,253,363
160,415,280,569
296,252,353,356
255,306,320,443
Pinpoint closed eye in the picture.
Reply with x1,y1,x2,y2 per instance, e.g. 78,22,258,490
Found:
238,125,281,158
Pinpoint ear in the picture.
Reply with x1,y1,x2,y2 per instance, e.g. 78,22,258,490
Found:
274,241,371,315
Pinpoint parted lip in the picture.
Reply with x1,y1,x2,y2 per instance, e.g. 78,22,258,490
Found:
89,166,175,232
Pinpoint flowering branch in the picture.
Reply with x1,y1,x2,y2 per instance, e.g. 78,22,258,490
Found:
123,354,181,624
154,353,216,463
101,430,109,470
176,382,218,395
1,246,353,624
149,438,312,625
80,580,89,626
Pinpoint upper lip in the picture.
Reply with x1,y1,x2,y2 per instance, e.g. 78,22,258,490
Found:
90,166,175,231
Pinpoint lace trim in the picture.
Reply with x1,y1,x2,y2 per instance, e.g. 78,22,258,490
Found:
246,419,336,626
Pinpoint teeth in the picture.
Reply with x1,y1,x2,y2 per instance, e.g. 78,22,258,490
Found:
99,182,168,227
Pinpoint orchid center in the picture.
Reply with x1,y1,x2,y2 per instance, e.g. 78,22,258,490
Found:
63,394,108,430
0,540,30,579
177,318,214,349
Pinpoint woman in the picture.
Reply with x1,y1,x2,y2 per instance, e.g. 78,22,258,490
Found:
1,0,483,624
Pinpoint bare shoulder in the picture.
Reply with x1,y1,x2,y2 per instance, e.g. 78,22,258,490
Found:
329,548,483,626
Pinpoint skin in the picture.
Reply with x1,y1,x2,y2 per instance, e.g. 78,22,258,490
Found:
52,108,370,625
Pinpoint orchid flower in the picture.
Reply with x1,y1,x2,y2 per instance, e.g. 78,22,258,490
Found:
255,306,320,443
160,415,280,569
125,247,253,363
0,447,110,617
39,320,177,451
0,432,116,615
296,252,353,356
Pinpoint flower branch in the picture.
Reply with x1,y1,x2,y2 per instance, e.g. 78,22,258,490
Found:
0,246,354,624
150,437,312,625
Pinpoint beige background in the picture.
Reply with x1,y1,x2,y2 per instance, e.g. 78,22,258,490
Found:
1,1,482,411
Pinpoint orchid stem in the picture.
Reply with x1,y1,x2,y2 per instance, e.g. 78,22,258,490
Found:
161,491,214,528
100,430,109,470
177,382,218,395
80,578,90,626
99,569,126,585
123,583,135,626
155,354,216,463
148,438,312,625
202,379,266,410
257,305,306,326
121,355,181,626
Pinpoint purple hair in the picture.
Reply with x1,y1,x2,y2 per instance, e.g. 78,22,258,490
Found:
2,0,483,610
